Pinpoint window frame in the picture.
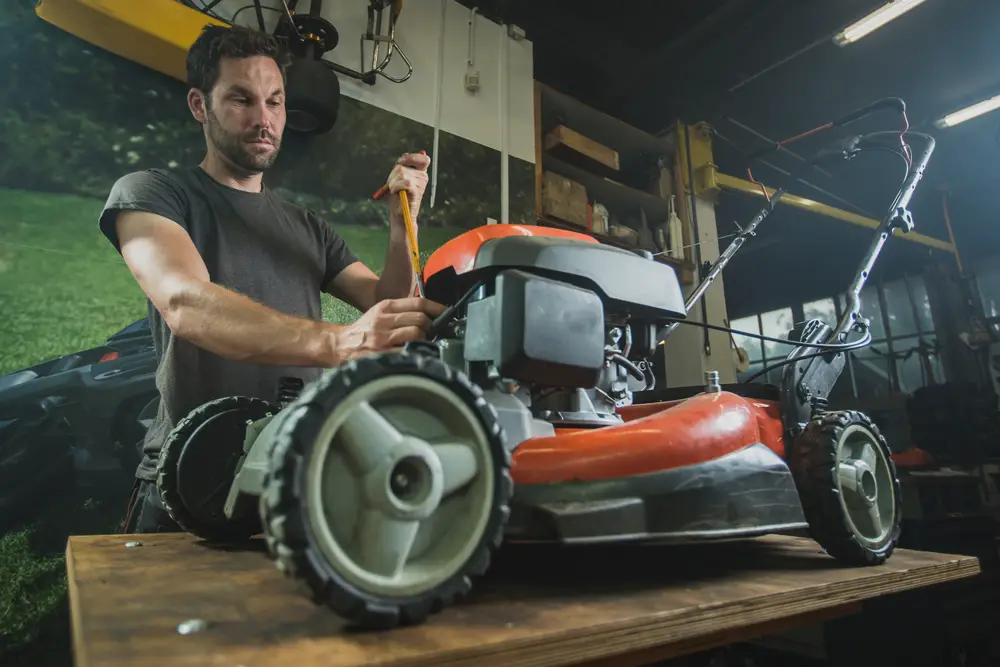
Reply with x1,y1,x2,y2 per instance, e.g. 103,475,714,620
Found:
736,273,942,396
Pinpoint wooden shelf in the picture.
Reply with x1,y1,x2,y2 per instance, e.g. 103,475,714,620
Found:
538,83,673,165
532,80,693,283
544,154,671,223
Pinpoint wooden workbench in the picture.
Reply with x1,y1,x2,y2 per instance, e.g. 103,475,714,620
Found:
66,533,980,667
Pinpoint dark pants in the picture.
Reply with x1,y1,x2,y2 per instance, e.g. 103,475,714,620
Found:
121,478,182,534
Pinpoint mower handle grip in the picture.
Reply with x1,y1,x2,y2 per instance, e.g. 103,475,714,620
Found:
832,97,906,127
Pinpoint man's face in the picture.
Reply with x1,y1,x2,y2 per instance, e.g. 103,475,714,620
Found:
201,55,286,173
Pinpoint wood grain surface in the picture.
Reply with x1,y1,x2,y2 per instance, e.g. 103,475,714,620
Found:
66,533,980,667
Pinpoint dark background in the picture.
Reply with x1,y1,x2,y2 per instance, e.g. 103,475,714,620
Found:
465,0,1000,318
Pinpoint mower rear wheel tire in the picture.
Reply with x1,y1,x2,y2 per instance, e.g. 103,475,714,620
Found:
157,396,278,542
791,410,901,566
260,351,513,629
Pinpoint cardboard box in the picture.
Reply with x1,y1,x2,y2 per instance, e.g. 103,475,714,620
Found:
542,171,588,227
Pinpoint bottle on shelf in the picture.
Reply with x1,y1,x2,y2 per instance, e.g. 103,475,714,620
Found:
667,195,684,260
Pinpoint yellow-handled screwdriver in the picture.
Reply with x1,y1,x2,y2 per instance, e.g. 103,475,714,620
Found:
398,189,424,297
372,151,426,297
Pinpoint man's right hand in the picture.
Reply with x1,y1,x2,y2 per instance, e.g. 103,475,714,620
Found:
336,297,446,362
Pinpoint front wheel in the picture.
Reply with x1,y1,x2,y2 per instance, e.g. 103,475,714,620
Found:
790,410,901,565
260,351,513,629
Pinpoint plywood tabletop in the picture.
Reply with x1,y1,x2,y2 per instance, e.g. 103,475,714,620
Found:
66,533,980,667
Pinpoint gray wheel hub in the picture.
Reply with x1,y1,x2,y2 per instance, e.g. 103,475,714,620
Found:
362,436,445,521
835,424,895,547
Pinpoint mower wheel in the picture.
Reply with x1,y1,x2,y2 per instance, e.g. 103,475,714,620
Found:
156,396,278,542
260,351,512,629
791,410,901,566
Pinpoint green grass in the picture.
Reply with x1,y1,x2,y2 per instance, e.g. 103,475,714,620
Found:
0,529,67,650
0,186,461,663
0,190,146,375
0,489,127,665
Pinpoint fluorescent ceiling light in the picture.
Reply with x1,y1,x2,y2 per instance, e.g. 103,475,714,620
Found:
935,94,1000,128
834,0,930,46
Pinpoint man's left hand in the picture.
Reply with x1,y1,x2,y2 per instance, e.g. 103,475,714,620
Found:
386,151,431,229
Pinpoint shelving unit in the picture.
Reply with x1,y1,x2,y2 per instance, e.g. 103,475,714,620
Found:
532,81,696,283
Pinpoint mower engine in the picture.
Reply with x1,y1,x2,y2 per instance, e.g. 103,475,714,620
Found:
423,228,686,444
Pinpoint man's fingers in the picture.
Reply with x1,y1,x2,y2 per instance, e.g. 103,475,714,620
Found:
387,178,413,194
396,152,431,170
384,297,447,317
387,326,427,346
387,311,433,331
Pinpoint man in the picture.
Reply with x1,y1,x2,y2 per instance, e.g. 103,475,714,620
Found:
101,24,443,533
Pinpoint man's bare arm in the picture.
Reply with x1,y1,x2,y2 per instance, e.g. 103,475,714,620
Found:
375,227,417,301
117,210,346,366
116,211,443,366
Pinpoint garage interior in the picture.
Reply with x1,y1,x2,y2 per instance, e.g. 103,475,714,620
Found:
4,0,1000,665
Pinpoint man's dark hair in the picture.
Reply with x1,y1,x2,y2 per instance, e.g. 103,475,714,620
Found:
186,24,290,101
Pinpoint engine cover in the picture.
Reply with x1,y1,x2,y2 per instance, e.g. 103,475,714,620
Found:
464,269,606,387
423,224,687,321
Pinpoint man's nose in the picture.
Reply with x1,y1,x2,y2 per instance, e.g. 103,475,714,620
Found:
249,100,273,130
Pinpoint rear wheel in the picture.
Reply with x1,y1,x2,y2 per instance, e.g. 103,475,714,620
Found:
157,396,278,542
261,351,512,629
790,410,901,565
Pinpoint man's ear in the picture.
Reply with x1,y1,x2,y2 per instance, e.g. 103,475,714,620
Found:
188,88,209,124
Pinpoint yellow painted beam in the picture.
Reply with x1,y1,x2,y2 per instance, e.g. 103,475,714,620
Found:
36,0,227,84
711,171,956,254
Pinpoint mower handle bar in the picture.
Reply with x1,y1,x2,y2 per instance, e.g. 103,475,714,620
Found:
830,130,935,342
656,128,934,350
747,97,906,162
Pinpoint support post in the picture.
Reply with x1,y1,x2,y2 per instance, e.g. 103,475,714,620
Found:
661,122,737,388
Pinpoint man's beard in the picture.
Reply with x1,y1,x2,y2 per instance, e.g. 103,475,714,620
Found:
205,108,281,174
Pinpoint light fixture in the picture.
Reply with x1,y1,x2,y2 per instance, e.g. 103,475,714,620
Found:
833,0,930,46
935,94,1000,128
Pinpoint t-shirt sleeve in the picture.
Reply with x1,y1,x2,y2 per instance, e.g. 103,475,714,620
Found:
315,213,360,287
99,169,190,254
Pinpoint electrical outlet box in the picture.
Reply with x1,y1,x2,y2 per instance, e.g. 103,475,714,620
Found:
507,24,526,41
465,70,480,93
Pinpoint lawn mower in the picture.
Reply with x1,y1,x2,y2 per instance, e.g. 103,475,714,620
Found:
153,99,935,629
0,318,157,528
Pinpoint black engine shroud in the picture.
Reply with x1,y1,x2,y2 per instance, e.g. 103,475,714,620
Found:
432,235,687,389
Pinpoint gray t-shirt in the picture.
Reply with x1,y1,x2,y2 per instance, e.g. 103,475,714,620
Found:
99,166,358,481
